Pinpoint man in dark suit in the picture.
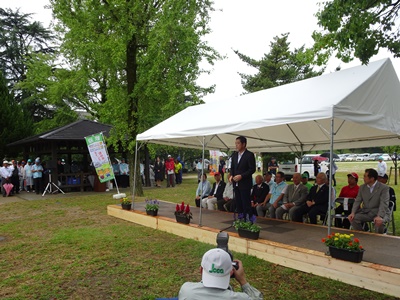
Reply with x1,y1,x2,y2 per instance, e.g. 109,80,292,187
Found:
203,172,226,210
348,168,390,234
229,136,256,221
292,172,329,223
250,175,270,216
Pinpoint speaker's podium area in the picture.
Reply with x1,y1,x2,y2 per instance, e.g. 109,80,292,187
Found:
108,200,400,298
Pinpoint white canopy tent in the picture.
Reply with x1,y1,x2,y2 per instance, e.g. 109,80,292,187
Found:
134,58,400,232
137,58,400,152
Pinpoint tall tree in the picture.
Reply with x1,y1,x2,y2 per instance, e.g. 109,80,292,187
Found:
0,71,33,159
235,33,324,93
0,8,55,103
50,0,219,195
313,0,400,64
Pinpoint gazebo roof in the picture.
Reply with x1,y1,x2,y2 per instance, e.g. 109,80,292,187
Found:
8,119,112,147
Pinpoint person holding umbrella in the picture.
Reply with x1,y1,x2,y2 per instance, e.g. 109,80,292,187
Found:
0,161,12,197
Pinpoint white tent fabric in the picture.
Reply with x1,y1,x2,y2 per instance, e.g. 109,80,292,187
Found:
137,58,400,152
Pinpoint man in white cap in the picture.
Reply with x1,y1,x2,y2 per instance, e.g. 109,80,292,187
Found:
31,158,44,195
377,156,387,177
178,248,263,299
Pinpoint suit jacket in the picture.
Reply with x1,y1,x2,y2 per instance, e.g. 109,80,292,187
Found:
210,181,226,200
251,182,269,204
230,149,256,190
352,181,390,220
307,184,329,208
283,183,308,206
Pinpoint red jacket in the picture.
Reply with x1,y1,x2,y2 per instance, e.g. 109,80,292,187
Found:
165,158,174,173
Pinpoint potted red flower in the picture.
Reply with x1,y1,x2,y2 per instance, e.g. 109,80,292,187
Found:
174,202,192,224
322,233,365,263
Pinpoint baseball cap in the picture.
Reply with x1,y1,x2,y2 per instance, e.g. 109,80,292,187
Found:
347,172,359,179
201,248,233,289
378,174,389,180
214,172,221,176
378,156,383,160
27,159,32,163
301,172,309,178
3,160,8,164
167,155,171,158
35,157,40,163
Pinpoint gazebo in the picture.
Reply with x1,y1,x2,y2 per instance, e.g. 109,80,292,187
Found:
8,119,113,192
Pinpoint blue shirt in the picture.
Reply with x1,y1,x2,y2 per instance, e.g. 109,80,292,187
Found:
269,181,287,204
196,180,212,198
31,164,43,179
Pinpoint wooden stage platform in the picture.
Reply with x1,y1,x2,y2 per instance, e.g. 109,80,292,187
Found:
107,201,400,297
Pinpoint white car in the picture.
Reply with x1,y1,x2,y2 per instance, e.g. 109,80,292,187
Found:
356,153,370,161
380,154,391,161
345,154,357,162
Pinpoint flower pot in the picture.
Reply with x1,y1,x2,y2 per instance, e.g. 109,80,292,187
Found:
328,246,365,263
121,203,132,210
146,209,158,216
175,214,190,224
238,228,260,240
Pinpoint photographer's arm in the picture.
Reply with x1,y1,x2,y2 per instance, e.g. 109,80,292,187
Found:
233,260,263,300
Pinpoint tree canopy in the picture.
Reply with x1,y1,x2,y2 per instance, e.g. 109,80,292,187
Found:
0,71,33,159
48,0,219,194
313,0,400,64
235,33,324,93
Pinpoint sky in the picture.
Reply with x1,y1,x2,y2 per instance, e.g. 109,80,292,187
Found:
2,0,399,103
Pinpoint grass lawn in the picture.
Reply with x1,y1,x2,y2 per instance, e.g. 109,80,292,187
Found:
0,163,398,299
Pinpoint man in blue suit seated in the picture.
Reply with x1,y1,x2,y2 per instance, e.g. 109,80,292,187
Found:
178,248,263,299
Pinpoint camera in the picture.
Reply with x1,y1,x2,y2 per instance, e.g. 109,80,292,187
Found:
216,232,239,271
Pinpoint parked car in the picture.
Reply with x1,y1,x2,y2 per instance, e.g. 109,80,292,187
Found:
368,153,382,161
356,153,370,161
280,154,328,181
338,154,350,162
345,154,357,162
380,153,391,161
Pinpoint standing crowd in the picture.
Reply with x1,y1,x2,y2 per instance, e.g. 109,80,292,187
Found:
1,158,44,196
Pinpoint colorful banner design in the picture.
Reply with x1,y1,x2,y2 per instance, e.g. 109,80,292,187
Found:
209,150,227,175
85,132,114,183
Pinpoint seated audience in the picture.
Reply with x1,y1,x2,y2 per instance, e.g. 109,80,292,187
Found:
335,172,359,228
301,172,313,192
257,171,287,218
203,172,226,210
348,169,390,234
217,181,234,212
263,171,275,190
291,172,329,224
377,173,396,211
275,173,308,220
178,248,263,300
195,174,212,207
250,175,270,216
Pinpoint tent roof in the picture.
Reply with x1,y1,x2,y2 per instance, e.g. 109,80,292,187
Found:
137,58,400,152
8,119,112,147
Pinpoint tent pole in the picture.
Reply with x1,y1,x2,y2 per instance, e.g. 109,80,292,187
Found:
328,118,334,235
131,139,139,210
199,136,206,227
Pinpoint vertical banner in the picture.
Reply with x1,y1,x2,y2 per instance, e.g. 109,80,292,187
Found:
85,132,114,183
209,150,227,175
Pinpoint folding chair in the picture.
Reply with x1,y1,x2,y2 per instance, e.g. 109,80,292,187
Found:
366,201,395,235
329,197,355,228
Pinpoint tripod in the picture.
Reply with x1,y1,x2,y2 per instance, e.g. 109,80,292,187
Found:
42,173,65,196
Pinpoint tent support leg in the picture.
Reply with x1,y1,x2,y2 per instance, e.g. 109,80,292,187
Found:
327,118,334,235
199,136,206,227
